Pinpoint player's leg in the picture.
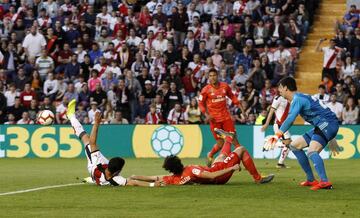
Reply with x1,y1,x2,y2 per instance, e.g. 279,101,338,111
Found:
214,128,268,182
307,125,338,190
288,132,317,186
277,138,291,168
221,119,239,154
207,121,224,166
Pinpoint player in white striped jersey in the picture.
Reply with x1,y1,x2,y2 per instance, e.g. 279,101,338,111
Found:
261,95,291,168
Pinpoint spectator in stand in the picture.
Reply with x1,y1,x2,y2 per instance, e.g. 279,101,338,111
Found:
272,57,291,85
103,102,115,124
264,0,281,21
40,96,56,115
35,49,54,80
268,15,286,46
164,82,183,115
110,111,129,124
4,83,19,107
312,85,330,103
55,43,73,74
342,97,359,124
64,54,81,81
350,28,360,61
260,79,276,105
90,83,107,111
335,82,347,104
28,100,39,121
167,102,188,124
88,101,101,124
64,83,78,102
88,70,101,92
14,68,30,91
339,5,359,32
348,83,360,105
234,45,253,73
233,65,248,87
17,111,34,124
186,98,201,124
43,73,58,101
340,56,356,79
75,103,88,124
316,38,342,83
20,83,36,108
247,58,267,90
22,25,46,58
55,96,69,124
292,2,310,38
134,95,149,124
145,104,163,124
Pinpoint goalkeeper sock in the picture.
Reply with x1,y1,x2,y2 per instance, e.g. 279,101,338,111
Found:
292,149,315,181
308,151,328,182
278,147,290,165
208,144,220,158
242,150,261,181
70,116,86,139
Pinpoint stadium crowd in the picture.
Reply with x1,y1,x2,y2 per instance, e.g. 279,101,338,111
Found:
314,3,360,125
2,0,356,126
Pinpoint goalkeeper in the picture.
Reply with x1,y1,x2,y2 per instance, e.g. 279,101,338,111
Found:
263,77,340,191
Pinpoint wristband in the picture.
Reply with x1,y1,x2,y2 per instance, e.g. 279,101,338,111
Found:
149,182,155,187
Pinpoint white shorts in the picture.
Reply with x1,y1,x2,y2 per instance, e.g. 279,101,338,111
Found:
84,144,109,176
273,124,291,140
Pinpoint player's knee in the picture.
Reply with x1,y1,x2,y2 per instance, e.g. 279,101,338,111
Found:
234,146,246,156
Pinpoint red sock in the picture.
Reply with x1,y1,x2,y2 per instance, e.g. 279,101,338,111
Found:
242,150,261,181
208,144,220,157
220,136,233,156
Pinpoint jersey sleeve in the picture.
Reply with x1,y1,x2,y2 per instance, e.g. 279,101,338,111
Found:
112,175,127,186
279,96,303,133
198,87,208,114
90,151,109,166
271,97,280,109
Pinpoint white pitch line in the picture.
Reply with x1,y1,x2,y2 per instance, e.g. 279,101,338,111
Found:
0,183,85,196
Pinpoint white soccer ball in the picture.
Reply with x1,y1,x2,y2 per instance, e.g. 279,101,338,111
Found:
37,110,55,125
151,126,184,158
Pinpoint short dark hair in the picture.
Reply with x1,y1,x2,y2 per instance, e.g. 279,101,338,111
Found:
162,155,184,175
279,77,297,91
208,68,218,74
318,84,326,89
108,157,125,175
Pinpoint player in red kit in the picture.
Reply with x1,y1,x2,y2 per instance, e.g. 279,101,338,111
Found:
130,129,275,186
198,68,245,166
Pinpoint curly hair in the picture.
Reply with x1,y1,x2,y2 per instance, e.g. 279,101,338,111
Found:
162,155,184,175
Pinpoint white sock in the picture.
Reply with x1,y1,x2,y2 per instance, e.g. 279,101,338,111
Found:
70,116,86,138
278,147,290,165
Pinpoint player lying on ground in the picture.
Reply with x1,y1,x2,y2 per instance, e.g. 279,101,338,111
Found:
264,77,340,191
130,128,274,186
261,95,292,168
67,99,160,187
198,68,246,166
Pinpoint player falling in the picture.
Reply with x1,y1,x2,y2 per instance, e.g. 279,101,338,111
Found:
198,68,245,166
261,95,291,168
67,99,160,187
264,77,340,190
131,128,274,186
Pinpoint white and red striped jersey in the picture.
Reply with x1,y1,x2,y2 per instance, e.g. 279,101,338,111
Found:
271,96,290,126
322,47,340,69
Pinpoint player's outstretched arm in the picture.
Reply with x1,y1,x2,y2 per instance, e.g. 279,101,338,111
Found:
89,111,101,152
126,178,162,187
261,108,275,132
198,164,240,180
129,175,164,182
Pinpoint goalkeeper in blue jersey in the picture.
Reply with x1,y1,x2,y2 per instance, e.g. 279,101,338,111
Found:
263,77,340,191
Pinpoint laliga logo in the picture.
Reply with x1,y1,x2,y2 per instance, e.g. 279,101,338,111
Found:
132,125,202,158
151,126,184,157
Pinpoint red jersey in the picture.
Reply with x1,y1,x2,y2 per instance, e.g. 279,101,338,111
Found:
162,165,212,185
198,82,240,122
162,152,240,185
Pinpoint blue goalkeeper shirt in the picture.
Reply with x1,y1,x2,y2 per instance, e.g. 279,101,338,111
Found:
279,93,338,133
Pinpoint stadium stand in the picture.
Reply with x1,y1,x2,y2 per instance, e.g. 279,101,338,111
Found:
0,0,358,125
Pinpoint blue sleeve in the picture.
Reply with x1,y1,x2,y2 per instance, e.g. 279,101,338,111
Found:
279,97,303,133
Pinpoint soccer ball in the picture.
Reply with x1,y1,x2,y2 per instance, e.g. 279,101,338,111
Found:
151,126,184,158
37,110,55,125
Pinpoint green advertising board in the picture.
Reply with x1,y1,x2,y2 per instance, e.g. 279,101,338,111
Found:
0,125,359,159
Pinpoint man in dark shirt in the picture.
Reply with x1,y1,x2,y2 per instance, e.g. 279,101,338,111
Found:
89,83,107,110
7,97,25,121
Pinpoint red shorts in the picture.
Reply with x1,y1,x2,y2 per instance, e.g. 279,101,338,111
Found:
209,118,236,140
210,152,240,184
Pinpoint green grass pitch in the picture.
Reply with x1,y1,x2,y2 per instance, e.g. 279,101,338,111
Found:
0,158,359,218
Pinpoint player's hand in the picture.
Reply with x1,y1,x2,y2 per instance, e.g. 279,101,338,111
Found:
205,113,214,122
261,124,268,132
263,132,283,151
94,111,102,124
328,141,341,157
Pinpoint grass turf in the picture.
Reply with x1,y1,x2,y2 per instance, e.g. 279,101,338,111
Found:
0,158,359,218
